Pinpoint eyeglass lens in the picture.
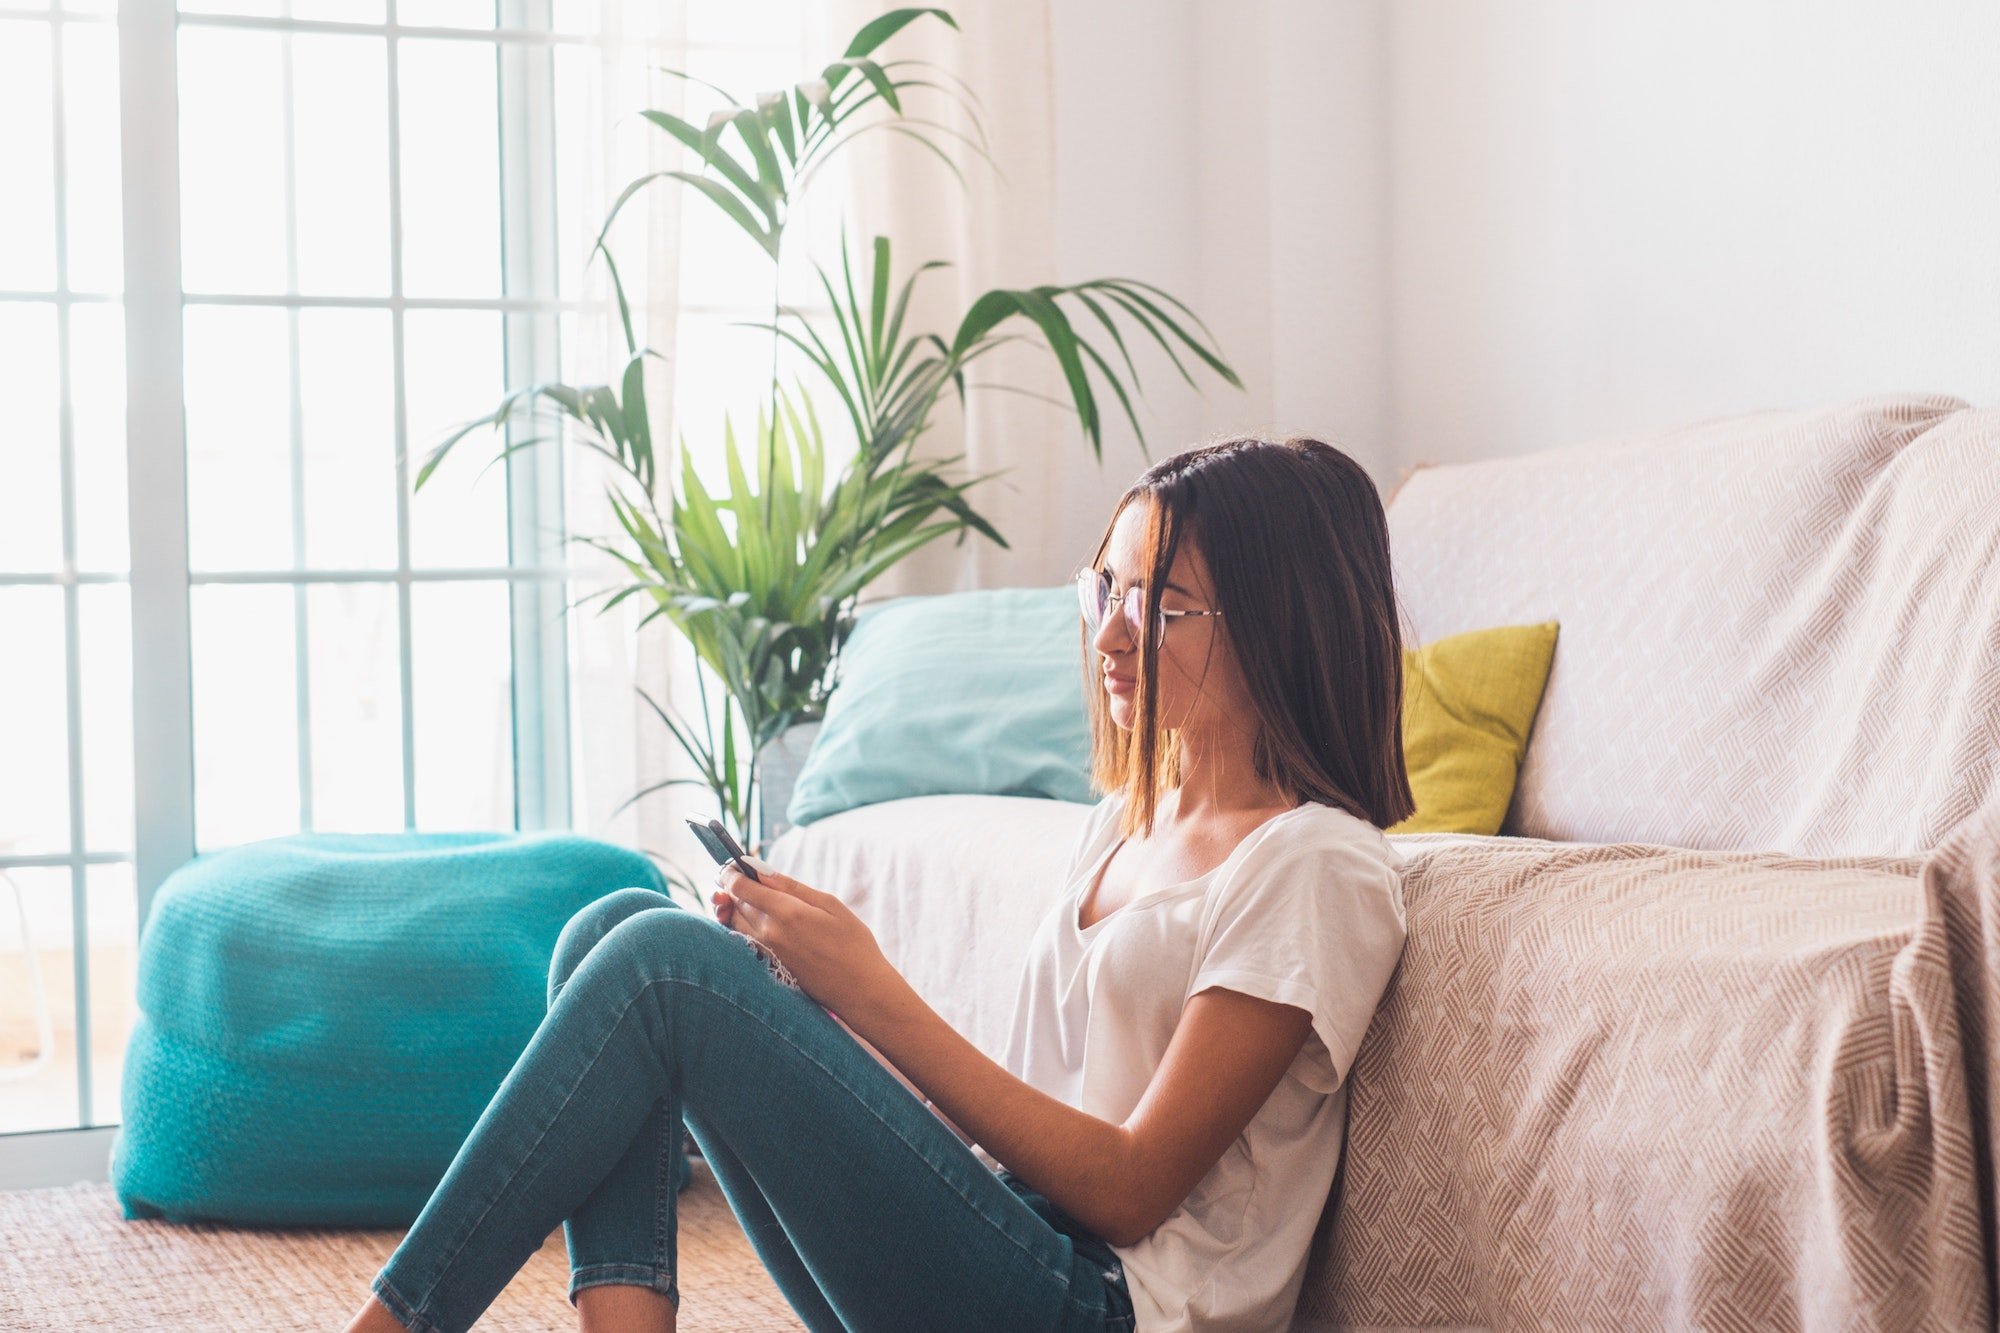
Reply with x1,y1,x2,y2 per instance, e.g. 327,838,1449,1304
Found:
1080,568,1159,647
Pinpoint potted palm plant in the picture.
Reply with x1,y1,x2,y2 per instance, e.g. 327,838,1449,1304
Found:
414,6,1240,900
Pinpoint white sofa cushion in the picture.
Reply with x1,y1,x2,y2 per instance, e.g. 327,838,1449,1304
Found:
767,793,1096,1063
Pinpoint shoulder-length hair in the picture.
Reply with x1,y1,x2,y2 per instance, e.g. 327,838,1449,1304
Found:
1083,436,1417,840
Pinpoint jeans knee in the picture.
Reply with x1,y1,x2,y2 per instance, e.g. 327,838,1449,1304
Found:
549,886,679,1003
589,905,744,989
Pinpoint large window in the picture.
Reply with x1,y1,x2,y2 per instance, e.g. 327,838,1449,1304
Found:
0,0,818,1148
1,0,142,1147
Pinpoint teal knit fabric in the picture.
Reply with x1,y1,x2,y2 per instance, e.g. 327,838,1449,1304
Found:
110,831,670,1227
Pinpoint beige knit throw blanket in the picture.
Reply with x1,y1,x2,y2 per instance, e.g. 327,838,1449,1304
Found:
1295,786,2000,1330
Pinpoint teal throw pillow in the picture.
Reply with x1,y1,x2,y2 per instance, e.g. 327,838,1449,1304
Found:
786,585,1094,826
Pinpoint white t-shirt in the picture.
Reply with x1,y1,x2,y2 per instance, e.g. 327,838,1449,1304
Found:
990,791,1408,1333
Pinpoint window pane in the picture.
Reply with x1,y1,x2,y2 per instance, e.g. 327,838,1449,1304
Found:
85,862,137,1126
557,308,641,534
677,45,803,130
294,33,391,298
558,307,582,383
0,588,71,857
672,44,831,309
783,174,847,308
300,307,397,569
399,0,496,29
398,38,502,299
412,580,513,830
688,2,801,48
404,307,508,568
71,302,129,573
292,0,384,19
61,21,124,295
672,309,787,455
560,0,676,36
176,0,282,14
192,584,300,850
677,165,777,311
184,304,294,572
79,584,134,855
0,866,80,1134
550,0,600,34
550,47,675,340
0,21,56,291
307,582,405,832
178,27,287,295
0,302,62,573
551,41,601,305
564,554,643,843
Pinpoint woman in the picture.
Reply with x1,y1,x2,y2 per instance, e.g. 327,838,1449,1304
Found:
344,436,1414,1333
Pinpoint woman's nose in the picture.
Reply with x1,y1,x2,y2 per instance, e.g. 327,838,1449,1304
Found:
1093,590,1135,655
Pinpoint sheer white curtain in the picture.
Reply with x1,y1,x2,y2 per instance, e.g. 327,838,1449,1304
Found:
574,3,1073,880
566,4,828,886
829,0,1074,599
552,0,684,865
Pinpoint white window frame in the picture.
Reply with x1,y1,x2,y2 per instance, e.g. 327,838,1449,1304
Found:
0,0,141,1184
3,0,822,1186
0,0,621,1171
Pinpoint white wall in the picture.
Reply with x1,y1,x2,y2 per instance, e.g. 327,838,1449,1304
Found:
1386,0,2000,463
1049,0,2000,483
1045,0,1232,551
1046,0,1393,550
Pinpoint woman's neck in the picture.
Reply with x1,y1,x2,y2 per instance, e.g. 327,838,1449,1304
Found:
1167,724,1291,823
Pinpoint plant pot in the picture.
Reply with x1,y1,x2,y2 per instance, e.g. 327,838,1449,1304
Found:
754,719,823,852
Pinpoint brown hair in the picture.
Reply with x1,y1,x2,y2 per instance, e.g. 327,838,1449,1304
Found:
1083,436,1417,840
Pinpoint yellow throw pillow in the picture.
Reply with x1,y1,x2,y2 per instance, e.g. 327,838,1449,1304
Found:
1387,621,1560,836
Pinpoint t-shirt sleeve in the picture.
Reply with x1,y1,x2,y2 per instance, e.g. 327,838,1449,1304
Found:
1186,829,1408,1095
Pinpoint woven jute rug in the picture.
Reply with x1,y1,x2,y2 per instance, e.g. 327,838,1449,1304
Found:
0,1157,806,1331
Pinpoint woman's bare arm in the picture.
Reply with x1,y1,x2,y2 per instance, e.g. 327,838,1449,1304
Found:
845,973,1310,1247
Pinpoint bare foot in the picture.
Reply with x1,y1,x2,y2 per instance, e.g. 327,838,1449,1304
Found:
340,1293,410,1333
576,1282,677,1333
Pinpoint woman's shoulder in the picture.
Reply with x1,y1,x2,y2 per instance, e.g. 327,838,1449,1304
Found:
1253,799,1408,874
1082,787,1126,832
1059,789,1127,879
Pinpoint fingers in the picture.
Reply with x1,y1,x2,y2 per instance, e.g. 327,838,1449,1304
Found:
715,864,793,940
718,859,803,907
713,857,840,947
727,856,834,910
714,882,769,939
725,874,796,925
731,893,768,935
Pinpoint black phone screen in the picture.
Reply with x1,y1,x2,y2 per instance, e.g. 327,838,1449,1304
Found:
684,817,759,881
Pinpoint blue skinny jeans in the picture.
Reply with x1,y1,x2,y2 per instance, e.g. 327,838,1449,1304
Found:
370,886,1135,1332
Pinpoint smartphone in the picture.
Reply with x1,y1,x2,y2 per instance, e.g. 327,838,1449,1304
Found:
684,816,761,883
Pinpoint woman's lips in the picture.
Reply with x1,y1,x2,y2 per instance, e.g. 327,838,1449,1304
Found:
1104,670,1134,695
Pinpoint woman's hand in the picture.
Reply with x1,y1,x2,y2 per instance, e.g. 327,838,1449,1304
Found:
711,856,896,1019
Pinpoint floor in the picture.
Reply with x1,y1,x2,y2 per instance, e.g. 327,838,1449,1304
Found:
0,1155,806,1331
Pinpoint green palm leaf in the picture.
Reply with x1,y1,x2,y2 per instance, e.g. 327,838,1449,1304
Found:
430,4,1240,851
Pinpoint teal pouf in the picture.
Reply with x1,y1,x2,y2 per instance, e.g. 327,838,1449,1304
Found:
110,831,672,1227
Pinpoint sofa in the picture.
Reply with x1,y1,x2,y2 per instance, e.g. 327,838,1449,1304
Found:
766,392,2000,1330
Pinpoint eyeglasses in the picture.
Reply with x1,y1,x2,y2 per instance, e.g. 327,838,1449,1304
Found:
1074,566,1222,649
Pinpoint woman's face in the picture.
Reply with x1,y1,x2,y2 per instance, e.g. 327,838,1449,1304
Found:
1092,501,1248,736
